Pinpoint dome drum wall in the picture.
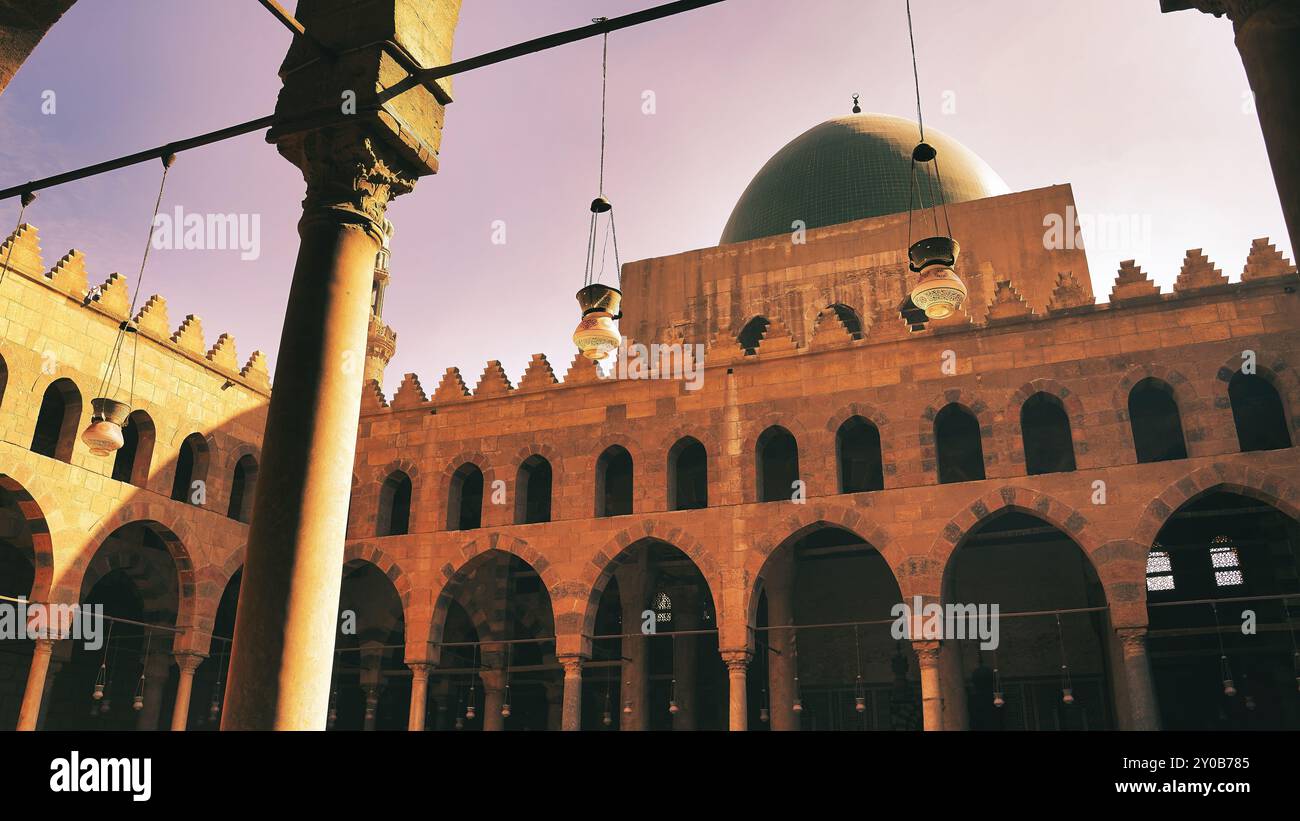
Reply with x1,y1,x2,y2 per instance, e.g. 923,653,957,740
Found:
620,184,1093,350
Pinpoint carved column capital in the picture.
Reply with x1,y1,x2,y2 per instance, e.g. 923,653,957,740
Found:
1114,626,1149,652
719,648,752,673
407,662,433,682
557,654,586,677
1179,0,1286,28
276,127,419,240
174,652,207,675
911,639,942,666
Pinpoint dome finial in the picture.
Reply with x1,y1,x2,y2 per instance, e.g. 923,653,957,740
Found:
851,93,861,114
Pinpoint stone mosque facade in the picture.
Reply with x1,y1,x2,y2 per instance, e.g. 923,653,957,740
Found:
1,0,1299,733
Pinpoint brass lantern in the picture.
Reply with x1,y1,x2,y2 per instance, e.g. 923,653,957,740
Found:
908,235,966,320
573,281,623,361
82,397,131,456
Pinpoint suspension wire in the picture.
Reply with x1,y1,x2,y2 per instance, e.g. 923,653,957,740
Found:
97,155,174,404
598,24,609,197
0,191,35,290
585,20,622,288
1055,612,1072,690
906,0,925,142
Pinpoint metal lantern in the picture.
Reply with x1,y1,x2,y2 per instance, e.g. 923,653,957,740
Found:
908,236,966,320
1062,687,1075,706
993,691,1005,708
1223,678,1237,697
573,282,623,361
132,695,145,712
83,397,131,456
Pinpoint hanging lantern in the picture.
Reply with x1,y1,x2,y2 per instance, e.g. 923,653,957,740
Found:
759,706,769,723
792,698,803,713
1223,678,1237,697
500,702,511,719
454,716,464,730
1061,687,1075,706
132,695,145,712
993,691,1005,709
908,235,966,320
100,698,112,714
1244,694,1256,711
602,710,613,727
327,706,338,728
83,397,131,456
854,696,866,714
668,699,680,715
209,699,220,721
92,681,106,701
573,280,623,361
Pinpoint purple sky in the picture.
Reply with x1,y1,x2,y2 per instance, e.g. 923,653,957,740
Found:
0,0,1289,395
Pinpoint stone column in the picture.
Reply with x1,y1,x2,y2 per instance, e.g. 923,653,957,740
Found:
913,640,944,731
135,651,171,731
544,680,563,731
721,649,751,731
407,663,432,731
763,552,799,731
169,653,206,731
938,640,969,730
559,654,584,731
16,638,55,731
615,561,649,730
1116,627,1161,731
1170,1,1300,250
36,656,63,730
480,669,505,732
222,0,460,730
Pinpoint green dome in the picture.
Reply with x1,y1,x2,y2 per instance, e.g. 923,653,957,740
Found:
720,113,1009,245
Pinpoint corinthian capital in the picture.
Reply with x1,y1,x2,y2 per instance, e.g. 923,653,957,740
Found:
275,127,418,235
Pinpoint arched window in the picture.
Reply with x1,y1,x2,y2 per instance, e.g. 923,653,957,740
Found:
836,416,883,493
515,456,552,524
1128,378,1187,463
31,378,81,462
934,404,984,484
447,463,483,531
756,426,799,502
377,470,411,535
668,437,708,510
227,454,259,523
596,446,633,517
171,433,210,504
111,410,155,487
825,304,864,338
738,316,770,355
1020,392,1076,475
1228,372,1291,452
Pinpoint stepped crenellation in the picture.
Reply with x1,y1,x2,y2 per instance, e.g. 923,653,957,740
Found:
0,222,271,393
358,237,1296,413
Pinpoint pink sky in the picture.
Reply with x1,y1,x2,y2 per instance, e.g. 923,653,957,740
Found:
0,0,1289,395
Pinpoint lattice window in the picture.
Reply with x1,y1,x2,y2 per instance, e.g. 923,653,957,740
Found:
1145,544,1175,592
654,591,672,623
1210,535,1244,587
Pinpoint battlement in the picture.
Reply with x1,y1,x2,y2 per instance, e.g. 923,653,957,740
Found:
359,236,1296,416
0,223,271,393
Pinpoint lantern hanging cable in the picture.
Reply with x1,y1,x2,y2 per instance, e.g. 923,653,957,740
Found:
133,627,152,711
584,21,621,290
1055,612,1074,704
93,619,114,701
97,154,174,405
904,0,950,244
853,624,866,714
1211,602,1236,696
